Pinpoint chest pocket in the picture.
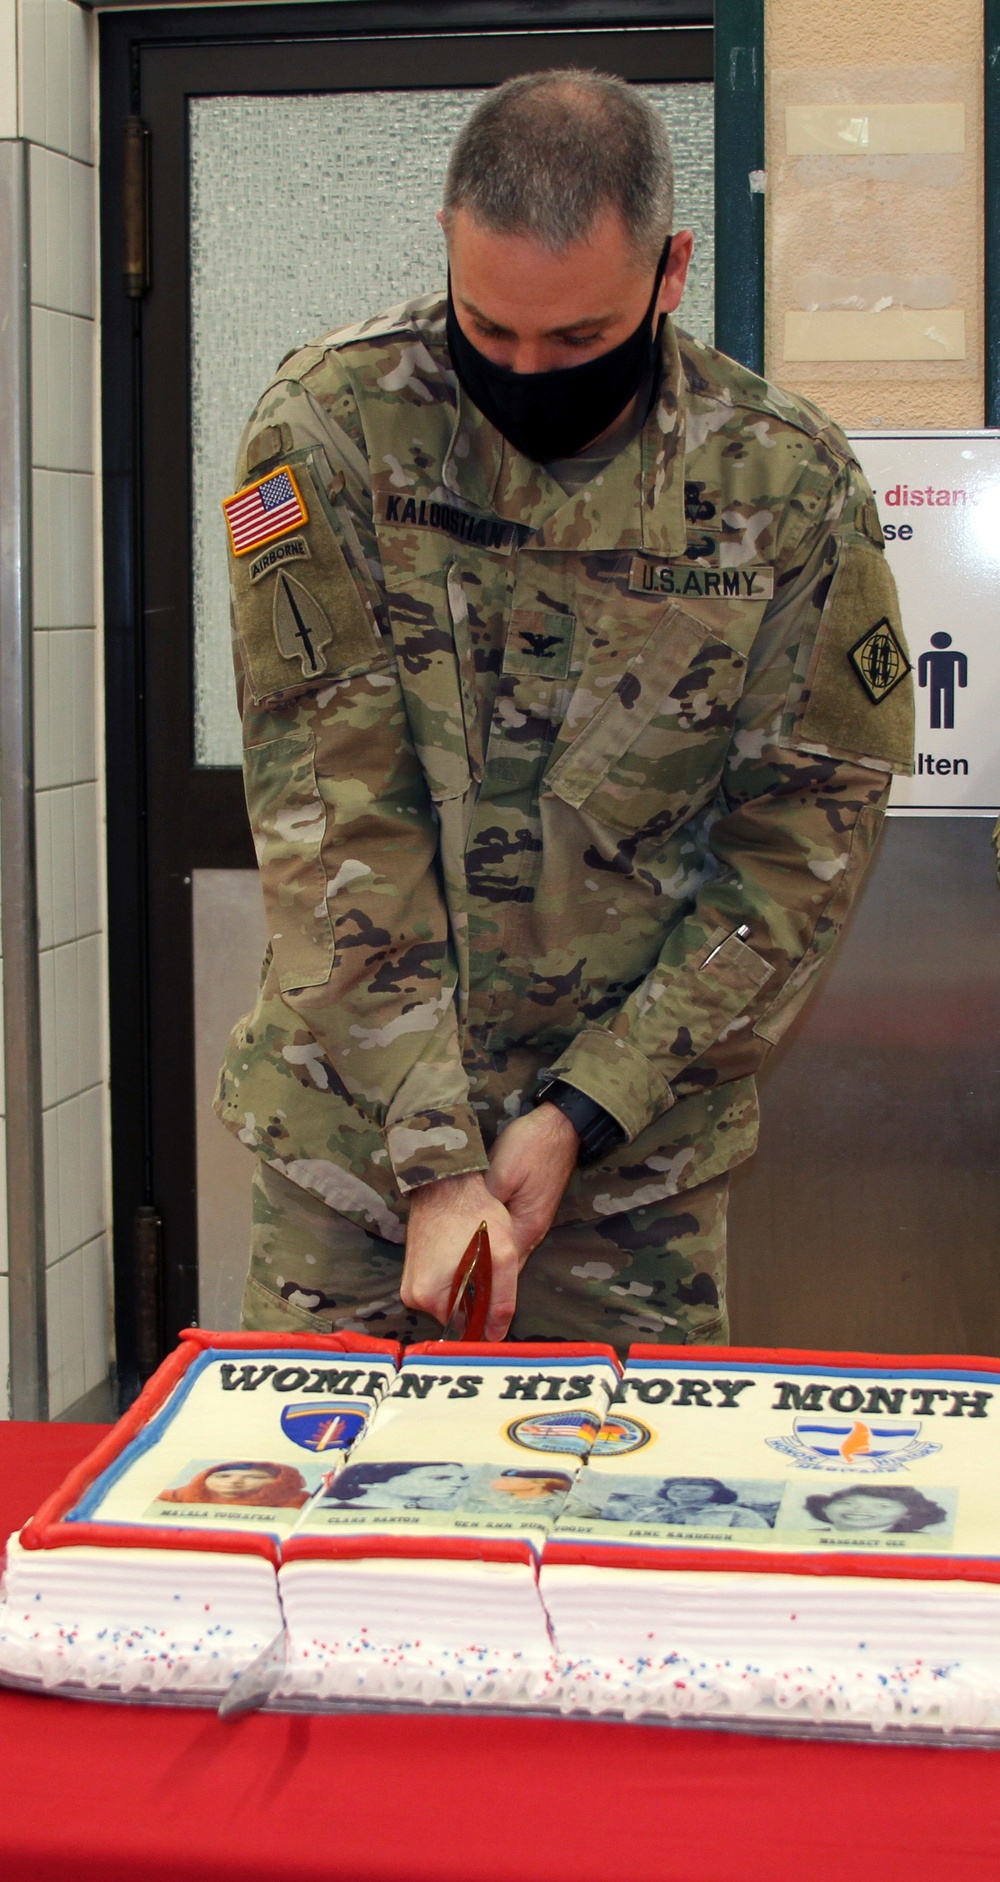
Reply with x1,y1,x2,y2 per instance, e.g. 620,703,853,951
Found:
544,602,747,841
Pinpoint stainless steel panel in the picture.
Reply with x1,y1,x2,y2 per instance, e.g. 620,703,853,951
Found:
729,818,1000,1355
196,829,1000,1356
193,869,268,1330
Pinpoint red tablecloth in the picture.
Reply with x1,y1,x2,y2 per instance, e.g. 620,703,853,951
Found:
1,1422,998,1882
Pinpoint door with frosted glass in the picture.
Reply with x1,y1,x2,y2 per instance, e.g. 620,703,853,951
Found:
106,20,716,1373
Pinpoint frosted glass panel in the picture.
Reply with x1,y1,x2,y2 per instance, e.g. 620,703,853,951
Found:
190,85,714,767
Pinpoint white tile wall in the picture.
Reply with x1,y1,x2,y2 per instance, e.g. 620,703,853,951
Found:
33,471,95,629
46,1235,109,1414
43,1086,105,1264
6,0,111,1418
29,145,94,317
35,780,100,950
39,932,103,1110
31,307,94,471
19,0,91,163
34,631,98,786
0,0,17,140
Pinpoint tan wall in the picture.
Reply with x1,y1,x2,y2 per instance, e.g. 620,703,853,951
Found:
765,0,983,427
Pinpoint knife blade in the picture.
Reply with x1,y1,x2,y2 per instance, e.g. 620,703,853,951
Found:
439,1220,492,1341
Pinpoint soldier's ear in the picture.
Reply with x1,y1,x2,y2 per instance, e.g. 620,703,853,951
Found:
659,230,694,316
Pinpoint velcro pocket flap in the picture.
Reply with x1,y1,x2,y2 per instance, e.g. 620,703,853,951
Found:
544,604,747,833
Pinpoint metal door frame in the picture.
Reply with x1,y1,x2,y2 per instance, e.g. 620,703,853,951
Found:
98,0,759,1403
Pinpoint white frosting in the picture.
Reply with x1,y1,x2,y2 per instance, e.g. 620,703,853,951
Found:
540,1566,1000,1732
8,1345,1000,1737
0,1534,282,1697
277,1556,556,1708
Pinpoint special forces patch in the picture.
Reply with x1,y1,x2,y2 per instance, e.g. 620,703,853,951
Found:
848,616,912,703
272,570,333,676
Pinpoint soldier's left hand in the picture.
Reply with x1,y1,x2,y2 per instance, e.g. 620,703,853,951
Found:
486,1104,580,1261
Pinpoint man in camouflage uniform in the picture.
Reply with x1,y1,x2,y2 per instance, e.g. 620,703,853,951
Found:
217,73,913,1352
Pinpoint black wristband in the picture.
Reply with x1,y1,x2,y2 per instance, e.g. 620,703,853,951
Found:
534,1079,626,1168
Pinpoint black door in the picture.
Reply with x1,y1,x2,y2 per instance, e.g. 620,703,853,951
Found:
99,1,721,1399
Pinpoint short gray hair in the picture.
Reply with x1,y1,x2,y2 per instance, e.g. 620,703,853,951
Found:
443,70,674,266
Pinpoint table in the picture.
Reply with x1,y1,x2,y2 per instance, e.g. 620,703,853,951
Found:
1,1422,998,1882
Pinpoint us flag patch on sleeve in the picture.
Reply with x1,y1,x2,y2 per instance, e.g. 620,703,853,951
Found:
223,465,308,556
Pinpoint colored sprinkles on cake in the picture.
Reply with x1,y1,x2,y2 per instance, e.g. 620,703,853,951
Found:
4,1337,1000,1735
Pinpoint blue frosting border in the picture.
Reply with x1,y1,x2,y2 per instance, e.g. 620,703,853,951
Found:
66,1346,395,1524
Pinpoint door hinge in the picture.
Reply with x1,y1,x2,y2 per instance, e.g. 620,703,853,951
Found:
123,115,150,298
134,1202,162,1376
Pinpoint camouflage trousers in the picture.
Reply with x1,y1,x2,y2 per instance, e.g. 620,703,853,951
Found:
242,1157,729,1356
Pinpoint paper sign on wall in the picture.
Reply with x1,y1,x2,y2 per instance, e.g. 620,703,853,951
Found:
849,433,1000,815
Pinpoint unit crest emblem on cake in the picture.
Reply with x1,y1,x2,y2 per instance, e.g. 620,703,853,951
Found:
766,1414,942,1474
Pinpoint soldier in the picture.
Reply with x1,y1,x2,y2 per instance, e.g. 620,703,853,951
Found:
218,71,913,1353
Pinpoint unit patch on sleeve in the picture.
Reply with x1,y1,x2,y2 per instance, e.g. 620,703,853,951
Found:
272,571,333,677
848,617,912,704
223,465,308,556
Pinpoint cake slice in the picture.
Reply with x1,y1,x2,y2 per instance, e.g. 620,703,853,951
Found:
541,1345,1000,1736
0,1328,398,1701
276,1341,620,1709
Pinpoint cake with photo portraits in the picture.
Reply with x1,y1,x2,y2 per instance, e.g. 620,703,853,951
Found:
541,1346,1000,1735
274,1340,621,1708
5,1335,1000,1741
0,1328,399,1699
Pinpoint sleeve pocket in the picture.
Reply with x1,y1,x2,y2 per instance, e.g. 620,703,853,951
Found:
243,725,334,993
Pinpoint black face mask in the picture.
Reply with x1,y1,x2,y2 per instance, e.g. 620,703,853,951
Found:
446,237,671,464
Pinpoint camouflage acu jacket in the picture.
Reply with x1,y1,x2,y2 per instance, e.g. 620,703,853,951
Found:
216,293,913,1241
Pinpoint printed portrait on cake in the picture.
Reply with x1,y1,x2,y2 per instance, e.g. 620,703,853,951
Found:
485,1469,573,1502
463,1467,574,1515
322,1461,473,1511
157,1460,311,1509
561,1474,784,1530
317,1461,575,1521
798,1484,954,1537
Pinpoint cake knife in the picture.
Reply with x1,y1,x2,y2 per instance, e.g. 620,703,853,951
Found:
218,1626,288,1721
439,1220,492,1341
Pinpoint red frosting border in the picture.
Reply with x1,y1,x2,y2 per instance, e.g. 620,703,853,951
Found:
281,1533,535,1568
19,1341,1000,1584
553,1344,1000,1586
405,1342,621,1366
18,1328,401,1560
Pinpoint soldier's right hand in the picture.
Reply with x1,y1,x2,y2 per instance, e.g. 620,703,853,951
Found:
401,1172,522,1340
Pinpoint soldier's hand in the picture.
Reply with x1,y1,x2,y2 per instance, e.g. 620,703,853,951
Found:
401,1172,522,1340
485,1104,580,1260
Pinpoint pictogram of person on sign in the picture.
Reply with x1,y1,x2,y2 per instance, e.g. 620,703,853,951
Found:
918,632,968,729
